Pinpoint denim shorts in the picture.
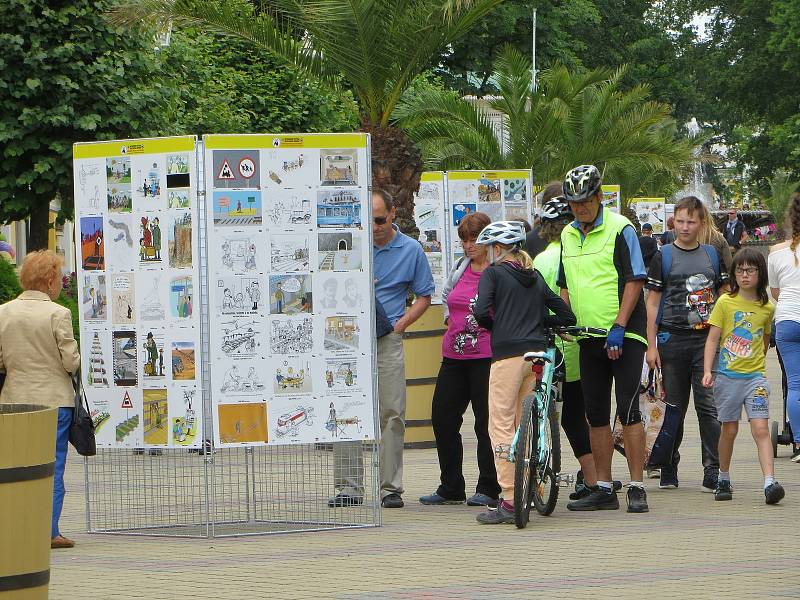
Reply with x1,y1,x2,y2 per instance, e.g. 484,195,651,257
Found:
713,373,770,422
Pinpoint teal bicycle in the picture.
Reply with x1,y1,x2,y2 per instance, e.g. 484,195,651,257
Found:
498,325,606,528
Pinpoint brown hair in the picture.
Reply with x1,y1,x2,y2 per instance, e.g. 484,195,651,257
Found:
541,181,563,203
539,220,565,243
20,250,63,294
457,212,491,241
786,192,800,265
673,196,706,219
372,188,394,211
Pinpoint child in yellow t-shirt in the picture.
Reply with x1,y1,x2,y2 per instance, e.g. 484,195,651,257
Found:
702,248,785,505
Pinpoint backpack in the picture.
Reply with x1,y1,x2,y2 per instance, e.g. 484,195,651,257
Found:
656,243,721,325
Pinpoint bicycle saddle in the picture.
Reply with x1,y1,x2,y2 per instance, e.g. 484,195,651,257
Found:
523,351,550,363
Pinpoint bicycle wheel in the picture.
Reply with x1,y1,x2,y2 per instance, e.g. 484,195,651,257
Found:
532,390,561,516
513,393,539,529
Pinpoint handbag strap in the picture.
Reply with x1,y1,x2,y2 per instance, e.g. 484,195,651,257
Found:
71,372,89,412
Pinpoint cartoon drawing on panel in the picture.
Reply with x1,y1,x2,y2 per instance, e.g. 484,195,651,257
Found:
221,235,259,272
170,275,193,319
417,181,441,202
112,330,137,386
264,194,312,227
139,215,162,263
138,271,166,321
212,150,260,189
270,317,313,354
142,331,166,380
316,274,364,310
79,162,103,210
136,161,162,200
324,358,359,392
477,202,502,222
171,341,196,380
217,276,261,315
504,203,530,223
324,316,360,352
171,388,198,446
270,234,309,272
111,273,135,325
218,403,268,444
107,185,132,213
143,389,168,445
168,210,192,268
219,318,262,357
269,274,311,314
478,178,501,202
167,154,190,175
452,203,477,226
320,149,358,186
85,388,110,433
106,157,131,184
115,390,140,444
80,216,104,270
418,229,442,253
275,405,315,438
319,278,338,309
262,149,315,188
317,189,361,228
213,190,262,226
415,204,440,231
325,402,363,438
107,215,134,248
168,190,190,208
86,330,109,387
81,273,107,321
448,180,479,205
503,178,527,203
220,363,265,394
274,356,312,395
317,232,362,271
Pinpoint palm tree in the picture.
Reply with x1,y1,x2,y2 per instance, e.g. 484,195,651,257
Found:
110,0,503,232
394,46,697,202
765,171,800,233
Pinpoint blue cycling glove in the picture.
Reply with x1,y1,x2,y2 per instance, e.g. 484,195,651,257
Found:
606,324,625,350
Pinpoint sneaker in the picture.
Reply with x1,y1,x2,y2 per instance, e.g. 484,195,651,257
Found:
466,493,498,507
569,482,593,500
765,482,785,505
791,448,800,463
626,486,649,513
647,467,661,479
701,471,718,493
567,488,619,511
476,502,515,524
381,493,404,508
659,466,679,489
419,492,464,505
714,479,733,501
328,493,363,508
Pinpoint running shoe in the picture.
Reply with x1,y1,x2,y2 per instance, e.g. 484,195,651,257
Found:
476,503,515,524
419,492,465,505
714,479,733,501
701,471,718,493
765,482,785,505
626,486,649,513
567,488,619,511
659,466,679,489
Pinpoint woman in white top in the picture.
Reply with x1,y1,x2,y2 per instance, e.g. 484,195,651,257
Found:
768,192,800,461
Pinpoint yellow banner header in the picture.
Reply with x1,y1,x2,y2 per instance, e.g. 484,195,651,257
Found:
73,136,196,159
420,171,445,182
447,169,531,181
204,133,368,150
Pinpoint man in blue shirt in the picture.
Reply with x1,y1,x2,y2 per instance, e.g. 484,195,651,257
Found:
331,189,434,509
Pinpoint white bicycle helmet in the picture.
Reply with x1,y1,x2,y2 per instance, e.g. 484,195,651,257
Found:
563,165,602,202
540,197,573,222
476,220,526,247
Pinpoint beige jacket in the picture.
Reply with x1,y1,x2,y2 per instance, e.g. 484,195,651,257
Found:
0,290,80,408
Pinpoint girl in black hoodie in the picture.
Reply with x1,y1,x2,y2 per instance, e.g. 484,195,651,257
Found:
472,221,575,524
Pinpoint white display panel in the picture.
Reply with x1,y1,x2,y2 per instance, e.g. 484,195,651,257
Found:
413,171,447,304
204,134,376,447
73,137,204,448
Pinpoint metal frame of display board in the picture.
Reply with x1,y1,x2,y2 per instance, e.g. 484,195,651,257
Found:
75,134,380,539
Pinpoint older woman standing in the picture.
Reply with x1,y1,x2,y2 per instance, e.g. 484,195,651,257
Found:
420,212,501,507
0,250,80,548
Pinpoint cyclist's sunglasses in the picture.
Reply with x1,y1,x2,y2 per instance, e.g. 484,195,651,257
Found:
374,216,388,225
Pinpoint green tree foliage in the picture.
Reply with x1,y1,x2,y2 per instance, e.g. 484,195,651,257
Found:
0,0,177,250
0,259,21,305
396,47,697,201
764,171,800,232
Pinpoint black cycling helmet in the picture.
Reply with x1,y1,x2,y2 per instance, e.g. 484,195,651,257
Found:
540,196,573,223
562,165,602,203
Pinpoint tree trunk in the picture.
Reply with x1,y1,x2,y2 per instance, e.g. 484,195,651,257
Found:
361,123,423,237
27,198,51,252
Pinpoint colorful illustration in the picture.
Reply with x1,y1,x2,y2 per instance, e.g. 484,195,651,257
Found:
135,160,162,200
324,315,360,352
269,274,312,315
141,331,166,381
317,189,361,228
213,190,262,226
324,401,363,439
274,356,312,395
114,389,141,445
503,178,528,203
478,178,501,202
168,190,190,208
81,273,107,321
320,149,358,186
80,216,105,270
106,157,131,184
143,388,168,445
85,330,110,388
168,210,192,268
720,310,763,373
138,215,163,263
171,341,196,381
107,185,132,213
452,203,477,226
112,330,137,386
170,275,193,319
218,402,269,444
323,358,359,392
317,232,363,271
171,387,198,446
212,150,260,189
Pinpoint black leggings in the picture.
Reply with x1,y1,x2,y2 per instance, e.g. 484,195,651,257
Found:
578,337,646,427
560,380,592,458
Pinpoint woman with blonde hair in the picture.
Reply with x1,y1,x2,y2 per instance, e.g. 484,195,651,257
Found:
0,250,80,548
698,204,733,272
768,192,800,461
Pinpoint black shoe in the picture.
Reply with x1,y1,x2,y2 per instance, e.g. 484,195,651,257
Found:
626,486,649,513
328,493,363,508
701,471,718,493
382,493,404,508
765,482,785,505
659,466,678,489
569,482,594,500
466,493,498,507
567,488,619,511
419,492,464,505
714,479,732,501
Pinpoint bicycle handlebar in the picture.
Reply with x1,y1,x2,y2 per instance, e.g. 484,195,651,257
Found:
547,326,607,336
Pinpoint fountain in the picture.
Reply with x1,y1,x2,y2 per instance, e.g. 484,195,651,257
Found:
676,118,716,207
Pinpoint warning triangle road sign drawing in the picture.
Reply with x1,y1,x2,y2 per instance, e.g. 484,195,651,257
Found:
218,160,235,180
121,391,134,409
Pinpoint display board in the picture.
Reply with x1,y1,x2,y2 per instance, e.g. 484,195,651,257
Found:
73,136,203,449
445,170,533,264
632,198,667,234
602,184,622,213
203,133,376,447
413,172,447,304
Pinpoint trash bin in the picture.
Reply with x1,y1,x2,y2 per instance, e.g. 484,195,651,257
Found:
0,404,57,599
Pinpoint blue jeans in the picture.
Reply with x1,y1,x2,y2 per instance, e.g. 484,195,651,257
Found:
776,320,800,443
52,407,73,538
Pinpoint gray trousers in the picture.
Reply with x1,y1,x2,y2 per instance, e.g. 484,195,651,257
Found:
334,332,406,498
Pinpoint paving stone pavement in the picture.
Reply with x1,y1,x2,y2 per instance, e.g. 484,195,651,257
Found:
50,355,799,599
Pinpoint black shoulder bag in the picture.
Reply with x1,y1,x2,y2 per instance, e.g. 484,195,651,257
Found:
69,373,96,457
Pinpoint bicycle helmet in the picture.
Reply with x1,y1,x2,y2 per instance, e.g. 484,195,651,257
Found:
539,197,573,222
475,220,526,247
562,165,602,203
